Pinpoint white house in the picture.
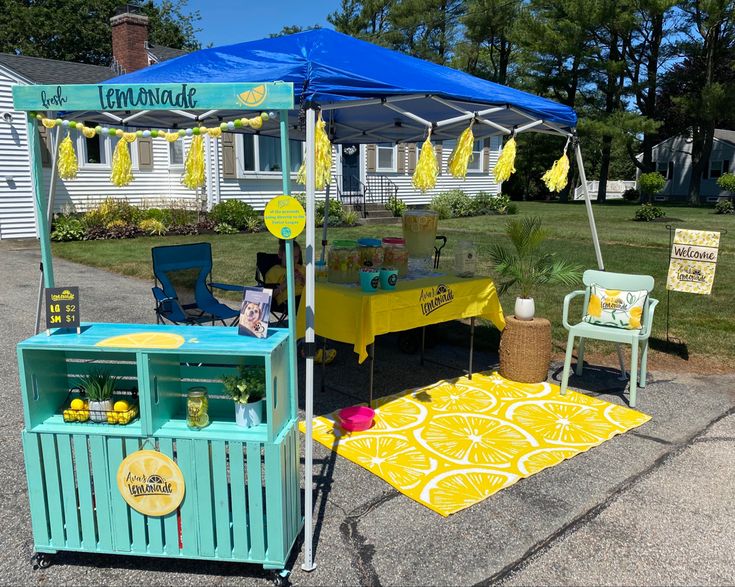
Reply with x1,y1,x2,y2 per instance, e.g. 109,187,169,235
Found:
0,8,502,239
640,130,734,203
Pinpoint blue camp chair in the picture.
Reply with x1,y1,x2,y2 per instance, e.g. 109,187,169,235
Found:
151,242,244,326
560,270,659,408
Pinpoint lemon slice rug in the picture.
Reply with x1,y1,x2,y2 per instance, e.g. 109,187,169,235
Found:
299,372,651,516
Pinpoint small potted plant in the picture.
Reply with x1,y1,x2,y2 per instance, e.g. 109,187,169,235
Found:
489,216,582,320
78,370,118,422
222,365,266,428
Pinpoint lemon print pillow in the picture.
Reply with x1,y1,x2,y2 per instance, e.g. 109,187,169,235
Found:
584,284,647,329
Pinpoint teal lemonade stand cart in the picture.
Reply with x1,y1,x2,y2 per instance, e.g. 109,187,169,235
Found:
13,81,304,578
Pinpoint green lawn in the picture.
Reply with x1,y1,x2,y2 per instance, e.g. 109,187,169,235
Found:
52,201,735,363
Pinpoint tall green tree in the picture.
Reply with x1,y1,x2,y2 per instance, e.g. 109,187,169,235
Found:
0,0,200,65
328,0,394,41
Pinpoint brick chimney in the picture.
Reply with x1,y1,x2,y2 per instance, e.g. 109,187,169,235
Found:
110,5,150,73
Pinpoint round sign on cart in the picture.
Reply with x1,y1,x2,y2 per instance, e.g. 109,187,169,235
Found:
264,195,306,240
116,450,185,517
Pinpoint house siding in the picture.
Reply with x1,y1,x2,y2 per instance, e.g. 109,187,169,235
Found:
649,134,735,202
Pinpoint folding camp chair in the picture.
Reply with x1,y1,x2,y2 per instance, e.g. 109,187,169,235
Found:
151,242,244,326
255,252,301,326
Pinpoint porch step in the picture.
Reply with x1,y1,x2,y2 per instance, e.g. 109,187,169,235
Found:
357,216,401,226
364,209,394,219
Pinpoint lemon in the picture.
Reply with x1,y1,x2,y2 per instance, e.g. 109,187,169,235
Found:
117,412,131,425
107,412,119,424
70,398,85,410
114,400,130,412
63,409,76,422
77,410,90,422
237,84,267,107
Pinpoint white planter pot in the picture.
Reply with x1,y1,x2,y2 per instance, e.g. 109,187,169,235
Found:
89,399,113,423
235,399,264,428
514,297,535,321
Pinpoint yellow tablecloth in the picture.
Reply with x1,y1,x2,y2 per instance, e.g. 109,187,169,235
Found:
297,275,506,363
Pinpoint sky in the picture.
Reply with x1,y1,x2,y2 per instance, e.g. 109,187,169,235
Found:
186,0,341,47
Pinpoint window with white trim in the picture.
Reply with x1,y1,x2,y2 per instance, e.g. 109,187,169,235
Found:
77,123,136,169
656,160,671,179
468,139,483,172
169,140,184,167
376,143,397,172
238,135,303,174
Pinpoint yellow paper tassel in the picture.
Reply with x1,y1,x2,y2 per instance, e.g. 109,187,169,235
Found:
110,137,134,187
297,112,332,189
57,134,78,180
493,136,517,183
412,132,438,192
541,151,570,192
447,122,475,179
182,134,205,190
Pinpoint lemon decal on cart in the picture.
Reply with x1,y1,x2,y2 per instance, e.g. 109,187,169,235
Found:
96,332,185,349
117,450,185,517
237,84,267,107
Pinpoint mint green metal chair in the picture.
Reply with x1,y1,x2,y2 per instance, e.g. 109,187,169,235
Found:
560,270,658,407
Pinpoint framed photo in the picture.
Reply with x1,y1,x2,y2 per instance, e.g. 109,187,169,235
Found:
238,287,273,338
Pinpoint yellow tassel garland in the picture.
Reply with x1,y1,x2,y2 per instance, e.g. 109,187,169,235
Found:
182,134,206,190
110,137,134,187
297,113,332,190
447,123,475,179
412,132,439,192
541,151,570,193
57,134,78,180
493,136,517,183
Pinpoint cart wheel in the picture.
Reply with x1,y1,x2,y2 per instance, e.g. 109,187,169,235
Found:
271,570,290,587
31,553,53,570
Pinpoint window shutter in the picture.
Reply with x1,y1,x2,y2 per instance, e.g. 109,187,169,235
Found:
483,139,490,173
366,144,376,172
38,126,52,168
222,132,236,179
396,144,406,173
435,142,443,175
407,144,417,172
668,161,674,180
137,136,154,171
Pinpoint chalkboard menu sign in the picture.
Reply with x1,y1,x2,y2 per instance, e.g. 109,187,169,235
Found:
45,287,80,330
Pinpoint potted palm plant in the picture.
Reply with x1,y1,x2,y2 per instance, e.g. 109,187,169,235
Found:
78,370,118,422
489,216,582,320
222,365,266,428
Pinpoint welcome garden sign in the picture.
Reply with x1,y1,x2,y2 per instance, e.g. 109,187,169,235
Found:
666,229,721,295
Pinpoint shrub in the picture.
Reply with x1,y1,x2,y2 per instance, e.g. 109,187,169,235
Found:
167,223,199,235
343,210,360,226
429,190,474,218
51,215,85,241
470,191,496,215
196,218,216,232
385,195,407,217
638,172,666,200
96,197,141,225
488,194,512,215
428,199,452,220
717,172,735,194
138,218,167,236
210,200,255,230
715,200,734,214
622,188,640,202
214,222,239,234
142,208,166,222
506,203,519,215
294,193,344,226
244,216,263,233
106,222,137,239
634,203,666,222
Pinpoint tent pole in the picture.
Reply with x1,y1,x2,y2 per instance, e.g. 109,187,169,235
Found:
321,184,329,263
32,119,59,333
574,139,604,270
302,106,317,573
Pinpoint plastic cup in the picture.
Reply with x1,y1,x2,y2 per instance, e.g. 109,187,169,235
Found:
359,268,380,292
379,267,399,290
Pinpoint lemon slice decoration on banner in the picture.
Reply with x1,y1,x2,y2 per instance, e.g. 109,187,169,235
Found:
96,332,185,349
237,84,267,107
338,434,437,490
415,413,537,466
419,468,518,516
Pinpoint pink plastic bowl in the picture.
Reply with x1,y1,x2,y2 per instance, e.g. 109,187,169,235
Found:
338,406,375,432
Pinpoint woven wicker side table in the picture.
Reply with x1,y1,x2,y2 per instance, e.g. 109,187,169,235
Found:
499,315,552,383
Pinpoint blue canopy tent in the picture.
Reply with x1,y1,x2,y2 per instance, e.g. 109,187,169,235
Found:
18,29,603,573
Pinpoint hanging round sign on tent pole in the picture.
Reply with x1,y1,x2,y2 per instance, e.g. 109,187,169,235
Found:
264,194,306,240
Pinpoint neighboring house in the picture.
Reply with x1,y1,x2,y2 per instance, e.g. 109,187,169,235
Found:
0,7,502,240
637,130,734,203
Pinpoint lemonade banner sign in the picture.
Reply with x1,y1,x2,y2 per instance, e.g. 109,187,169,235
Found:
13,82,294,112
117,450,185,517
666,229,720,295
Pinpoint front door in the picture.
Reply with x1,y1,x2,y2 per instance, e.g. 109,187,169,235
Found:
341,144,361,194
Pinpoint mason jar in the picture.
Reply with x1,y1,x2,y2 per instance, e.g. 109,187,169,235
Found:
186,387,209,429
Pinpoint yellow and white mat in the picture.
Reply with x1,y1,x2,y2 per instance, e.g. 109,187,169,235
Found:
300,372,650,516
